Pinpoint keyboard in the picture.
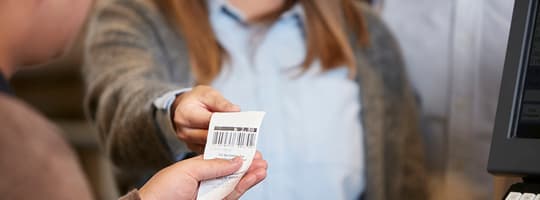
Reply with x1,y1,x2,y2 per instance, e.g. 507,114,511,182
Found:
505,182,540,200
505,192,540,200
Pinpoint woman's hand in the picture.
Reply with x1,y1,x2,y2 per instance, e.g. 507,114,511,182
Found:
139,152,268,200
172,86,240,153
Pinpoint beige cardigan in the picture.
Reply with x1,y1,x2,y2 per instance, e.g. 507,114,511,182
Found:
84,0,427,199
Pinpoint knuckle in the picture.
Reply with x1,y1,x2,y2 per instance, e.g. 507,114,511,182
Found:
204,89,219,99
234,188,244,198
174,111,189,126
178,135,189,142
194,85,211,93
177,131,189,141
185,113,199,127
178,105,199,125
219,101,232,108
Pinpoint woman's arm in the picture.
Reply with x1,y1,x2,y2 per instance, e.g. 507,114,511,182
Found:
83,0,186,170
84,0,242,173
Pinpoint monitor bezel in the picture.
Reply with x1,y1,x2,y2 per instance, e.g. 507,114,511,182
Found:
488,0,540,176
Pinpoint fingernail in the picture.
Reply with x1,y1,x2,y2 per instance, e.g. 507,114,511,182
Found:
231,104,241,111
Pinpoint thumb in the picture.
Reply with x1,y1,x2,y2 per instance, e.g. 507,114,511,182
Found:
184,157,243,181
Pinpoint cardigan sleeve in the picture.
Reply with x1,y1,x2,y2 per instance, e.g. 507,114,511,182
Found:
83,0,189,171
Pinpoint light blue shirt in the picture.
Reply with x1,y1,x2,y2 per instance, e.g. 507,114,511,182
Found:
155,1,366,199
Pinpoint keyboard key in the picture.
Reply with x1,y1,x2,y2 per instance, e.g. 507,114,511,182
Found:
520,193,536,200
506,192,522,200
534,194,540,200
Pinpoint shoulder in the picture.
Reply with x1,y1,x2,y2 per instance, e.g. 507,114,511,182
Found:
0,94,56,132
85,0,183,58
0,94,78,164
351,2,399,52
0,94,63,146
0,95,93,199
89,0,168,34
94,0,161,16
353,1,380,21
349,2,408,95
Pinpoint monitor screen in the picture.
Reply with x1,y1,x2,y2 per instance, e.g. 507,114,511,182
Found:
488,0,540,176
516,4,540,139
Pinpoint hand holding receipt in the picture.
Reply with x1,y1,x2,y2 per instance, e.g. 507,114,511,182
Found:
139,111,267,200
198,112,266,200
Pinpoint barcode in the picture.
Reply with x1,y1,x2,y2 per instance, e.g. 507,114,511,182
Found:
211,130,257,148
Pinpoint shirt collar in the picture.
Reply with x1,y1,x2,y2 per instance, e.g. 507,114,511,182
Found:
0,71,13,95
281,3,304,21
207,0,304,25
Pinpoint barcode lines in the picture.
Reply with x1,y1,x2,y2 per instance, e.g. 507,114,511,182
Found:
211,131,256,148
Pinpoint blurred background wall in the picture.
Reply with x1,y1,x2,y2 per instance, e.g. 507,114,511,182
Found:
380,0,519,199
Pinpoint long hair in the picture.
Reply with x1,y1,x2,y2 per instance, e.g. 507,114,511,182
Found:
156,0,369,85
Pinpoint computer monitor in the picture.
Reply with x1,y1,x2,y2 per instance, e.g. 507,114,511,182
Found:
488,0,540,176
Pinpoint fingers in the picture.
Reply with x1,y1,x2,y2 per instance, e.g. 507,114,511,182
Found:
185,153,267,200
175,103,213,129
224,158,267,200
198,89,240,112
174,86,240,129
181,157,243,181
173,86,241,150
177,128,207,145
246,152,266,173
253,151,263,160
176,127,207,153
224,168,267,200
247,159,268,173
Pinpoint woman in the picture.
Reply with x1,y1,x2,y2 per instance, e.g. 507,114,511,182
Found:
84,0,426,199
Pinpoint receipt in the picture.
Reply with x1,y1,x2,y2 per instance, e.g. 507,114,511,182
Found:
197,111,266,200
